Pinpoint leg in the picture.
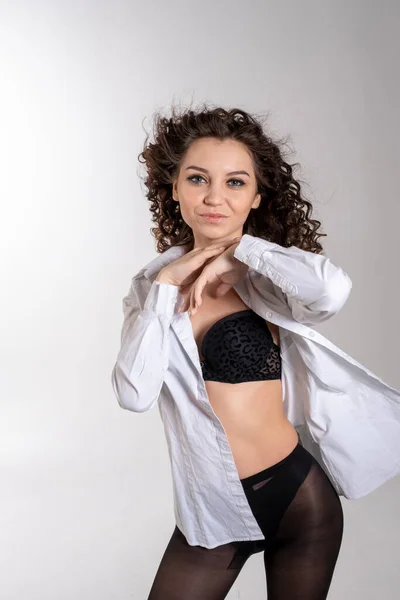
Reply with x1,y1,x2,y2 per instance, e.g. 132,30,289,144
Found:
263,458,344,600
147,525,254,600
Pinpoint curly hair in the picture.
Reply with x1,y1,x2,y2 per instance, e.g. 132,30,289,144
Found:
138,102,326,255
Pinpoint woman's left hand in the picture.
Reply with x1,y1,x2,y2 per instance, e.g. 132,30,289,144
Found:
179,241,249,315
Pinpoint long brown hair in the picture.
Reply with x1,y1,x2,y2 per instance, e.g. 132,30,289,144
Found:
138,102,326,254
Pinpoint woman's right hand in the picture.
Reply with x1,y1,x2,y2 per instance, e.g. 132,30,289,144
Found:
155,237,241,292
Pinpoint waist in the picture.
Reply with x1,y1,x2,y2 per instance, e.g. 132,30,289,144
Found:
226,416,299,478
205,379,284,428
205,379,294,444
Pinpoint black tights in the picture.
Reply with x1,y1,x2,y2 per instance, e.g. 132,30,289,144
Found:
147,443,344,599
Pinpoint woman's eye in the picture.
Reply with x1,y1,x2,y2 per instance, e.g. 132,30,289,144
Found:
187,175,205,184
187,175,244,187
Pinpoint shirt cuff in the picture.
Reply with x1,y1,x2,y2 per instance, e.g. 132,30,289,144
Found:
143,280,181,318
233,233,277,270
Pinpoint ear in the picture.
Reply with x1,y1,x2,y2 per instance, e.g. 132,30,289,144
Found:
172,180,178,202
252,192,261,210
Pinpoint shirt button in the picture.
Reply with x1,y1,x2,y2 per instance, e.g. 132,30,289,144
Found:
309,330,315,337
266,311,273,318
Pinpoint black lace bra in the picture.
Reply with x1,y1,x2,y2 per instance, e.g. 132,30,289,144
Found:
199,309,281,384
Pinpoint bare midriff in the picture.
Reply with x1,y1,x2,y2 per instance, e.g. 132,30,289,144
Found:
203,379,298,479
189,282,299,480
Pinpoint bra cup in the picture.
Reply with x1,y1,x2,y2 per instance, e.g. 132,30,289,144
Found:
201,310,281,383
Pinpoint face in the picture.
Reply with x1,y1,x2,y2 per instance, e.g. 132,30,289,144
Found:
172,137,261,249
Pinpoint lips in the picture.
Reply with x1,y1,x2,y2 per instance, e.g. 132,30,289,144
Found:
201,214,227,223
201,213,227,218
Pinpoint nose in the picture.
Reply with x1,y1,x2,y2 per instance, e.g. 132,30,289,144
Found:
203,180,225,205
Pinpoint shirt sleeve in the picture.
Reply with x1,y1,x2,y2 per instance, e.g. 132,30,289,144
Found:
111,278,180,412
233,233,352,325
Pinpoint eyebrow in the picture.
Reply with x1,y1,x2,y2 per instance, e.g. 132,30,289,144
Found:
185,165,250,177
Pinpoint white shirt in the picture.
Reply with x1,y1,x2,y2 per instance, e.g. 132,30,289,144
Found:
111,233,400,549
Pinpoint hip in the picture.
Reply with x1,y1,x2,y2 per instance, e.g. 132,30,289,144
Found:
225,416,299,479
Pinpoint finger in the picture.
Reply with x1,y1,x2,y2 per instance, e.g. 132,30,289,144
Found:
194,276,206,310
192,282,202,315
189,284,196,314
178,288,191,313
182,299,191,314
203,246,229,257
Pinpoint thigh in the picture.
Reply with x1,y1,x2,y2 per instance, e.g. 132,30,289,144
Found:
147,525,254,600
263,458,344,600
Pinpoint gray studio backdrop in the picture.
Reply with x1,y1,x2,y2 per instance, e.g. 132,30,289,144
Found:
1,1,399,599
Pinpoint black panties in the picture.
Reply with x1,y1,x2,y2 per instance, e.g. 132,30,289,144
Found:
147,443,344,600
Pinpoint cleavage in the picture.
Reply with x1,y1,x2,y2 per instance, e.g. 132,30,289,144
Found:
189,295,281,362
189,291,251,361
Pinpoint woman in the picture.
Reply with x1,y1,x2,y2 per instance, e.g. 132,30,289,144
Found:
111,105,400,599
